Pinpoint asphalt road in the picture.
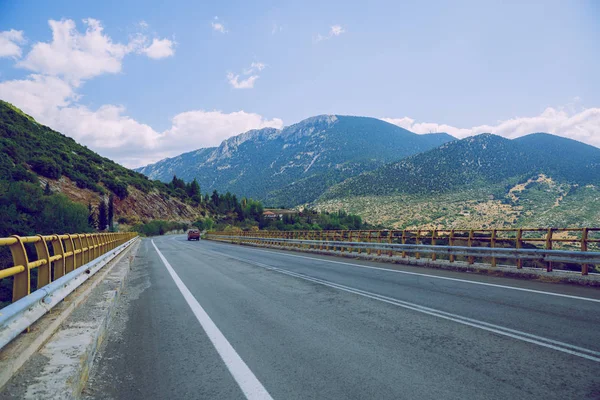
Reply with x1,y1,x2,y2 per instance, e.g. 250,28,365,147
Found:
83,235,600,400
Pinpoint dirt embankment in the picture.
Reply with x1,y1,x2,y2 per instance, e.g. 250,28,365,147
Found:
39,176,202,223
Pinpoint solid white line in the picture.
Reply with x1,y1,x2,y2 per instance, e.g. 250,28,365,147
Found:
217,251,600,363
210,242,600,303
151,240,273,400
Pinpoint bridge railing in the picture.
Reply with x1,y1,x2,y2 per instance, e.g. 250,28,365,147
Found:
0,232,137,304
205,228,600,275
0,232,137,351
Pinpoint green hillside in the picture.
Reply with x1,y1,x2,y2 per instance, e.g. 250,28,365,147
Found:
0,100,162,199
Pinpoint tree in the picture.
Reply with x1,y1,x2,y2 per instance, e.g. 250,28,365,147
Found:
211,190,219,207
188,178,200,197
98,199,108,231
108,194,114,229
44,182,51,195
88,202,97,229
171,175,186,190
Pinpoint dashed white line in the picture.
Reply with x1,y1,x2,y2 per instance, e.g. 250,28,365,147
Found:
217,251,600,363
151,240,273,400
207,241,600,303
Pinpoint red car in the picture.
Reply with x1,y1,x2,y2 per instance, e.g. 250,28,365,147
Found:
187,229,200,241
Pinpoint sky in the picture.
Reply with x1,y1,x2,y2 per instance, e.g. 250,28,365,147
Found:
0,0,599,168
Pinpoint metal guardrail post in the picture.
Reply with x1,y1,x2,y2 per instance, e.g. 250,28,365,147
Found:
64,234,76,273
468,230,474,265
415,230,421,259
51,235,66,279
516,229,523,269
34,235,51,289
81,234,89,265
546,228,553,272
91,234,99,259
582,228,589,275
9,236,29,302
431,230,437,261
449,229,455,262
491,229,497,267
401,230,407,258
74,234,84,268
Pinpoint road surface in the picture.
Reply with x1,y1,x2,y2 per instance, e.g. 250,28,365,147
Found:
83,235,600,399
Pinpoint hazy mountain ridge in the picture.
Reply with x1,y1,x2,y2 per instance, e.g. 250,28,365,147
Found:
136,115,455,206
321,132,600,200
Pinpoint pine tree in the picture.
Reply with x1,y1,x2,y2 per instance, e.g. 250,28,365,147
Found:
189,178,200,197
88,203,97,229
108,194,114,230
44,182,52,195
98,199,108,231
211,190,219,207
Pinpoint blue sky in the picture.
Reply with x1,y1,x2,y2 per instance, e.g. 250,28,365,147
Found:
0,0,598,167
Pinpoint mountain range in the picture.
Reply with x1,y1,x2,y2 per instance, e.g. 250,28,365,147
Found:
137,114,600,229
322,132,600,199
136,115,455,206
3,97,598,230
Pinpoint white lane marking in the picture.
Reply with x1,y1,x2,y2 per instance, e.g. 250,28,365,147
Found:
151,240,273,400
216,251,600,363
206,241,600,303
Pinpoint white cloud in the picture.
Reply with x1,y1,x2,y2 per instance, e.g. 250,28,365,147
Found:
211,17,227,33
143,38,175,59
330,25,345,36
227,72,259,89
160,110,283,154
0,74,76,119
381,106,600,148
17,18,174,85
243,62,266,74
52,105,283,167
0,29,26,58
316,25,345,42
228,61,266,89
18,19,134,85
0,18,280,167
0,71,283,167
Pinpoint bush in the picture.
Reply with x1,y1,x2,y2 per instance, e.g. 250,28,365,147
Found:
103,178,129,199
30,156,61,179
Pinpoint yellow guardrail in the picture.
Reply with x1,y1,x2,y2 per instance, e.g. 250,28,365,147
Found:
0,232,137,303
207,228,600,275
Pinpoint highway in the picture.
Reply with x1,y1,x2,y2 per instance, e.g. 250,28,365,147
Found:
83,235,600,399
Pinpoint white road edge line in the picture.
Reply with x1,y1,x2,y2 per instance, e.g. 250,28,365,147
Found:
151,240,273,400
209,241,600,303
218,251,600,363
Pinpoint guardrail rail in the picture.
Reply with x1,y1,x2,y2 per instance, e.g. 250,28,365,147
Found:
0,232,137,351
0,232,137,304
206,228,600,275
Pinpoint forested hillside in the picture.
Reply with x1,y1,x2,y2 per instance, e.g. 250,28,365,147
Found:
0,100,205,226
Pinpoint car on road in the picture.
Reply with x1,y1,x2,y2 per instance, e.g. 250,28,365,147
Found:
187,229,200,241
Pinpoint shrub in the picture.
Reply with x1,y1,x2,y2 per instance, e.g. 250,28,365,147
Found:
103,178,129,199
30,156,61,179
